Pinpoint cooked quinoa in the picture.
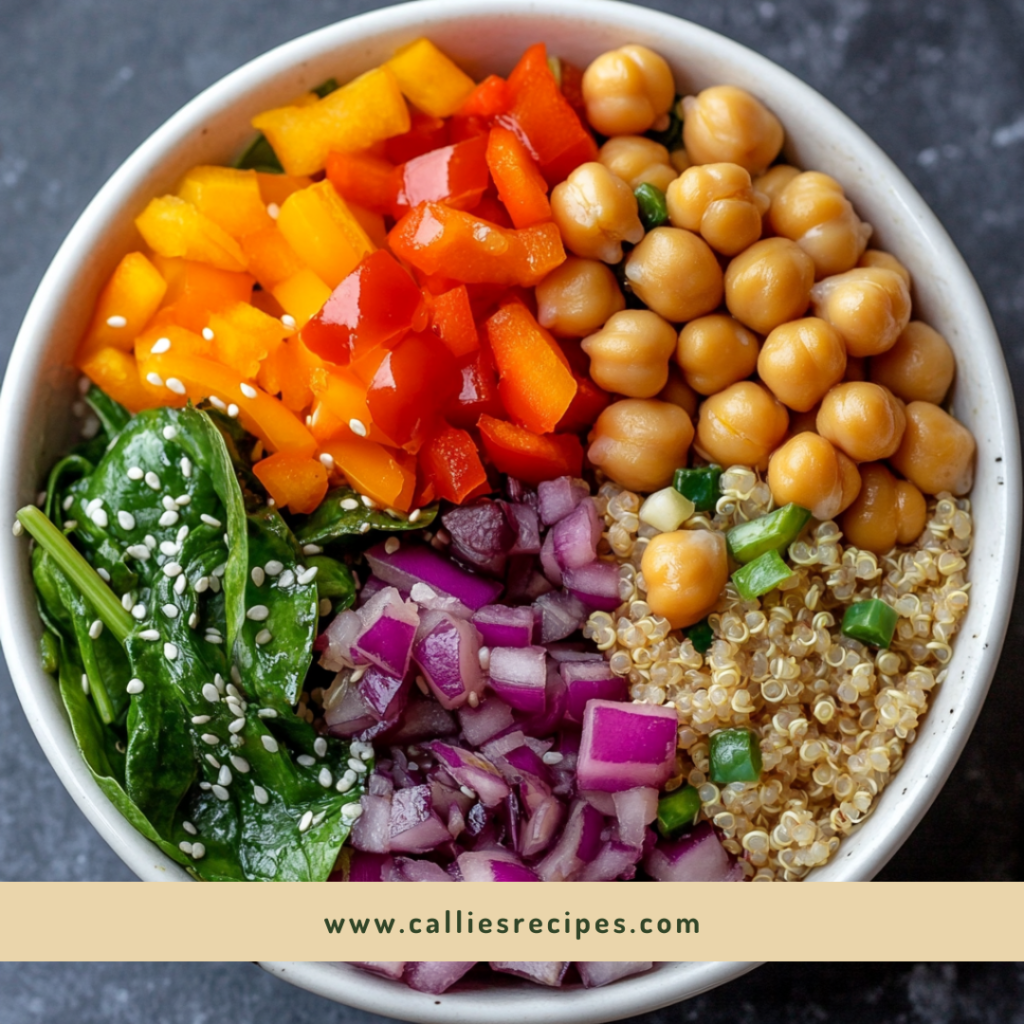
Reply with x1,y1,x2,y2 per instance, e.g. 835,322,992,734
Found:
583,467,973,881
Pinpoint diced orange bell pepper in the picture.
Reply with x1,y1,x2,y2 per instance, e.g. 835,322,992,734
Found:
427,285,479,358
75,252,167,362
386,38,476,118
177,166,274,238
271,268,332,328
557,374,612,433
447,115,491,144
134,319,210,362
209,302,287,380
499,42,598,185
301,250,424,366
471,195,514,229
457,75,512,118
238,226,306,291
325,151,398,216
253,451,329,514
484,299,577,434
348,202,388,250
486,126,551,228
477,414,583,485
392,134,490,217
251,65,411,176
256,172,312,208
309,365,393,445
250,288,288,321
150,256,254,333
388,203,565,287
135,196,248,272
419,424,490,504
257,335,324,412
385,110,449,164
276,180,375,289
78,347,165,413
445,347,504,429
320,435,416,511
138,353,316,456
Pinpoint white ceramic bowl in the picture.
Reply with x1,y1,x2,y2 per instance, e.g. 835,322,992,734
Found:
1,0,1019,1020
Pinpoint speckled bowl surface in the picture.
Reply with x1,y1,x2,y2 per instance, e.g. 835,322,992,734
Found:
0,1,1018,1021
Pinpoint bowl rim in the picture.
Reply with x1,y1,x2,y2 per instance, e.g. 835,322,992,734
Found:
0,0,1019,1018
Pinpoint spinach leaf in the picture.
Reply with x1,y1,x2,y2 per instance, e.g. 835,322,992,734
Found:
293,486,437,547
85,385,131,437
234,135,284,174
306,555,357,611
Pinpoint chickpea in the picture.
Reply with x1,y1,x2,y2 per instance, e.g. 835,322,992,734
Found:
658,365,700,418
839,463,928,554
582,310,677,398
665,162,769,256
550,162,645,264
810,266,911,357
724,237,815,334
682,85,784,175
588,398,694,492
641,528,729,629
599,136,677,192
536,257,625,338
816,382,906,462
767,433,861,521
676,313,759,395
889,401,976,496
858,248,911,287
769,171,872,279
582,45,676,137
869,320,955,405
757,317,847,412
695,381,789,471
754,164,801,206
624,226,723,322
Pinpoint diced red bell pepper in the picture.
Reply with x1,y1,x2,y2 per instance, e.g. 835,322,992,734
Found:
557,374,612,433
445,346,504,428
457,75,512,118
484,298,578,434
325,151,398,216
366,331,458,452
477,414,583,485
447,115,491,144
499,42,598,185
385,111,449,164
486,126,551,229
301,250,425,366
419,424,490,504
392,134,490,218
469,195,513,228
388,202,565,287
428,285,479,358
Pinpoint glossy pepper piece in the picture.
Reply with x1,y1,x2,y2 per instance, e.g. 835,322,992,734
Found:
238,226,306,291
176,166,274,238
78,347,165,413
385,38,477,118
486,126,552,229
135,196,248,272
251,65,411,176
656,785,702,840
484,299,578,434
320,435,417,511
308,366,390,445
727,503,812,564
208,302,287,380
673,465,723,513
389,202,566,287
428,285,480,358
392,134,490,218
253,451,329,514
271,268,332,329
477,414,583,485
419,424,490,504
445,348,503,428
301,250,425,366
325,151,399,216
841,598,898,649
731,549,794,601
386,111,449,164
457,74,512,118
257,336,324,413
75,252,167,362
709,728,763,784
556,375,612,434
149,255,254,333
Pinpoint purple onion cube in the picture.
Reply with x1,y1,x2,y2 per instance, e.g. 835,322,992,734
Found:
471,604,535,648
537,476,589,525
561,660,627,723
577,699,679,792
551,497,602,572
487,645,548,713
412,610,484,710
643,821,741,882
563,560,622,611
388,785,450,854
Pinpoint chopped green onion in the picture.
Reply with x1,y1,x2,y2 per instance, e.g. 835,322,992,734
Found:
709,728,763,783
732,549,794,601
685,618,714,655
634,183,668,230
39,631,60,675
645,95,683,149
673,465,722,512
842,599,899,649
726,503,811,564
657,785,702,840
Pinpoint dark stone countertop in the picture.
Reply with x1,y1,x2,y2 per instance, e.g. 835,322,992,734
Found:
2,0,1022,1019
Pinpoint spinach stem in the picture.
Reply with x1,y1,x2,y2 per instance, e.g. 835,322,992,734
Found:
17,506,134,645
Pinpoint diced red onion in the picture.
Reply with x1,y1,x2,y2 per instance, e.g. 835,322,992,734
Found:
442,501,517,578
551,498,601,572
503,501,541,555
323,677,378,737
472,604,535,648
532,590,587,644
345,961,407,979
490,962,569,987
343,850,394,882
643,822,741,882
353,588,420,679
539,530,562,586
563,560,622,612
481,729,526,761
429,742,510,808
514,661,567,736
561,660,627,723
379,696,457,743
412,609,484,710
403,961,477,994
579,839,643,881
459,696,515,747
368,772,394,798
612,786,659,848
457,850,539,881
535,799,604,882
394,857,453,882
503,555,554,604
519,793,564,858
351,794,392,853
355,574,391,607
487,645,548,713
546,643,604,662
577,700,678,793
577,962,653,988
537,477,588,525
388,785,450,853
318,609,368,672
358,666,410,721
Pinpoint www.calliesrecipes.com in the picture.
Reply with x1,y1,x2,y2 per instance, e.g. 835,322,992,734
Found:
325,910,699,939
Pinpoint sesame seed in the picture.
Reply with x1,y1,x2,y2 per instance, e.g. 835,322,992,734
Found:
460,785,476,799
191,715,211,725
62,496,74,511
199,781,211,791
251,567,265,587
182,821,197,835
226,682,241,699
408,508,422,523
159,540,178,556
358,522,371,535
126,678,145,695
253,785,269,805
478,647,490,671
88,620,103,640
257,708,277,718
297,566,318,585
201,733,219,746
106,315,127,328
340,498,359,511
127,466,144,481
151,337,171,354
176,524,189,543
218,765,232,787
298,810,313,832
97,568,111,582
200,514,221,528
202,327,215,341
179,840,194,855
126,544,150,561
159,510,179,527
144,534,157,549
467,691,480,708
212,784,230,802
227,404,239,418
202,683,219,703
255,629,273,645
144,471,161,491
205,635,223,645
209,576,221,594
246,605,269,621
335,777,353,793
359,747,373,761
174,574,187,595
63,520,78,531
240,382,257,399
261,735,279,753
191,842,206,859
341,803,363,821
117,510,136,530
188,612,198,628
161,603,179,619
267,202,280,220
194,576,210,593
163,562,182,578
90,508,109,528
230,755,250,773
228,718,246,734
264,560,284,576
146,372,164,388
348,418,367,437
361,495,376,509
81,674,90,694
318,598,332,616
163,643,178,661
161,496,178,511
121,592,134,611
384,537,400,555
318,453,334,472
229,667,240,686
180,457,192,478
348,757,367,774
281,313,296,328
139,628,160,641
541,751,564,765
205,754,220,769
162,425,178,441
277,569,295,588
297,754,316,767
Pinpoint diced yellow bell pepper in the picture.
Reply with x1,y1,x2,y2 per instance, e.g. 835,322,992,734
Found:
257,172,312,208
271,268,332,328
309,366,391,446
75,252,167,362
257,336,324,413
386,38,476,118
78,347,165,413
177,166,274,239
138,352,317,456
320,434,416,511
347,201,389,250
134,318,210,361
251,66,411,176
209,302,287,380
150,256,254,333
253,451,329,514
135,196,248,272
275,180,375,289
238,226,306,291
